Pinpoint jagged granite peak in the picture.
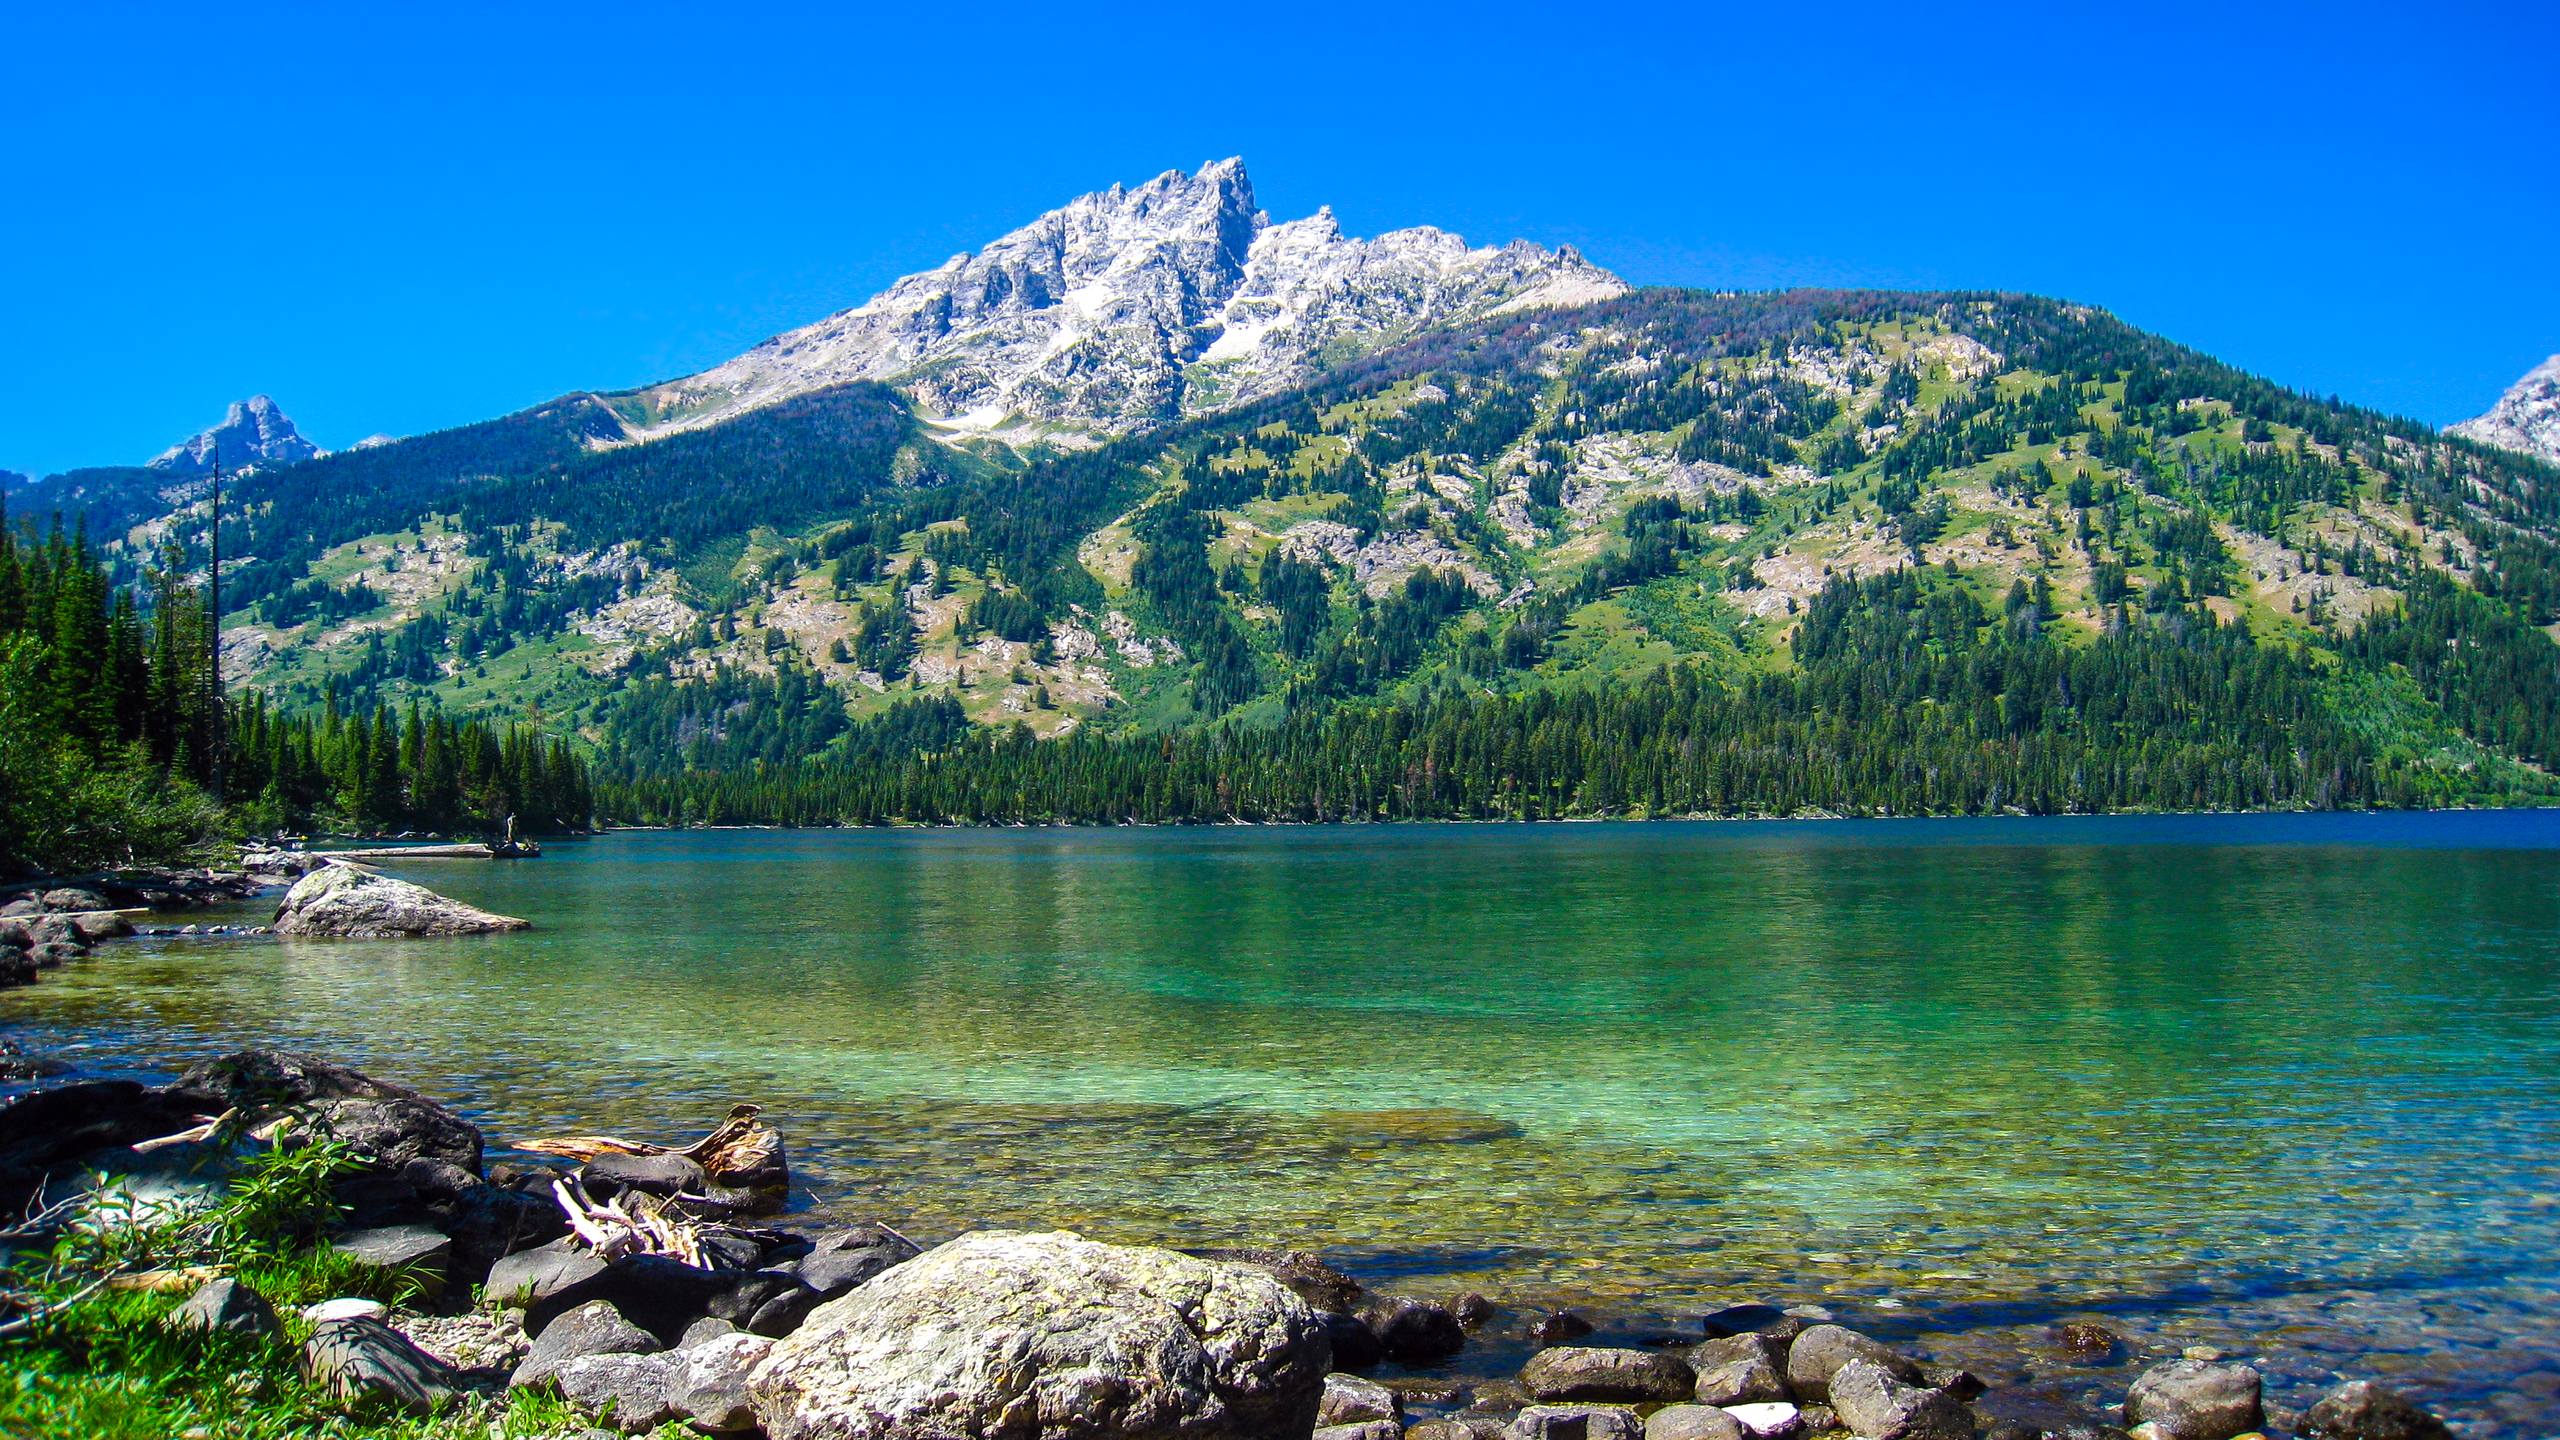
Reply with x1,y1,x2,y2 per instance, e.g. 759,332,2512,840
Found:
626,157,1625,441
148,394,324,477
2451,354,2560,466
0,469,27,492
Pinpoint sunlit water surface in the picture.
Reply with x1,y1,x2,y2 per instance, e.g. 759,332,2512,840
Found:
9,815,2559,1433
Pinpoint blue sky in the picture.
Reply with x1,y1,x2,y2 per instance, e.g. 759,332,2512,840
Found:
4,1,2555,478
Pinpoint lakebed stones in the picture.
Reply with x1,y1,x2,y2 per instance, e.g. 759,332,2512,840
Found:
1522,1346,1698,1404
1785,1324,1923,1404
271,862,529,938
1829,1358,1971,1440
745,1229,1331,1440
2123,1359,2264,1440
303,1314,475,1410
2301,1380,2453,1440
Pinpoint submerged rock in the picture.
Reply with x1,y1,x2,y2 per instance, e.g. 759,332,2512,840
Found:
745,1229,1331,1439
271,863,529,938
2302,1381,2452,1440
2124,1359,2263,1440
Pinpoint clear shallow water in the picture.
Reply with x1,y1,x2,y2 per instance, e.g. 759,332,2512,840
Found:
8,815,2560,1433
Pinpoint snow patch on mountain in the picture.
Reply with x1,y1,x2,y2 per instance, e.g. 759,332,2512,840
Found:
148,395,323,477
2451,355,2560,466
626,158,1624,441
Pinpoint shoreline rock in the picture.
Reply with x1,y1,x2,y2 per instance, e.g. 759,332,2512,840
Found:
271,863,529,938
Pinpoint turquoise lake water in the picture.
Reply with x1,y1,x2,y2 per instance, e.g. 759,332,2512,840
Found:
8,814,2558,1432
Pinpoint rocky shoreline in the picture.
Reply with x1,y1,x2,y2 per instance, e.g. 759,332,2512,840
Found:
0,1046,2466,1440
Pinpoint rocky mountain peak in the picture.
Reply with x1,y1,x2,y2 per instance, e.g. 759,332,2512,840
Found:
148,394,324,477
2451,355,2560,466
625,158,1626,442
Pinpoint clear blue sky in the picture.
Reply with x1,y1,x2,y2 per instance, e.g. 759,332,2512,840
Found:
5,1,2555,478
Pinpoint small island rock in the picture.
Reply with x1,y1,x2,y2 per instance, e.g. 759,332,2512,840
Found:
273,863,529,938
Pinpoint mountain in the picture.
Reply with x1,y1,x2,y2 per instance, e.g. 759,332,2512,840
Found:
2452,355,2560,466
617,157,1623,443
22,163,2560,823
0,469,26,491
149,394,324,477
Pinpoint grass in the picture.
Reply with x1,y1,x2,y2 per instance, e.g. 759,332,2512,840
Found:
0,1132,641,1440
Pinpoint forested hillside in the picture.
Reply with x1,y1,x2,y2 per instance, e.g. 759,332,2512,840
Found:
19,289,2560,824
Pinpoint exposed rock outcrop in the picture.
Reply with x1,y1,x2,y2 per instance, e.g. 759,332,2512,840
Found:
271,863,528,938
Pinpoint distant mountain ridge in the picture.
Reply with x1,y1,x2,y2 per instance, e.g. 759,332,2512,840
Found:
2452,354,2560,466
149,394,323,477
619,157,1623,443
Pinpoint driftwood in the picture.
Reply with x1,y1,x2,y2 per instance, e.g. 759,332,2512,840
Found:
551,1174,715,1267
520,1103,786,1209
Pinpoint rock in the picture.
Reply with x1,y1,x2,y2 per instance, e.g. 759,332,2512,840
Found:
1703,1305,1803,1343
0,920,27,949
0,898,39,918
2302,1381,2451,1440
745,1229,1330,1440
162,1048,483,1175
73,911,133,940
1455,1292,1498,1328
1650,1405,1746,1440
1691,1332,1793,1407
486,1237,609,1309
2124,1360,2264,1440
523,1251,735,1342
580,1150,706,1199
42,887,109,912
680,1315,744,1347
28,941,84,969
332,1223,454,1295
513,1298,662,1390
1725,1402,1805,1439
1829,1358,1970,1440
556,1351,684,1432
1193,1245,1365,1313
2053,1323,2123,1361
302,1315,475,1410
271,863,529,937
1362,1292,1468,1363
1412,1422,1513,1440
397,1308,530,1371
1798,1405,1838,1434
1324,1309,1383,1370
1315,1424,1403,1440
0,950,36,987
1522,1347,1698,1404
1785,1326,1922,1404
1508,1405,1647,1440
790,1221,923,1298
1531,1309,1599,1347
304,1296,391,1324
24,915,82,947
1321,1372,1402,1425
1922,1365,1985,1402
441,1177,568,1283
165,1277,280,1339
668,1331,774,1433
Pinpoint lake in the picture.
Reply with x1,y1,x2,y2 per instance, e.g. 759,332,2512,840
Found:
9,814,2560,1433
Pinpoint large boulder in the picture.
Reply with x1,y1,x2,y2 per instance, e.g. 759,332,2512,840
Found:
163,1048,484,1174
2302,1381,2451,1440
1829,1358,1970,1440
1785,1326,1922,1405
272,863,529,938
746,1229,1332,1440
2123,1359,2263,1440
1522,1346,1698,1404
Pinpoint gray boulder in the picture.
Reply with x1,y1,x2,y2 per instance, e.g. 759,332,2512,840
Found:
165,1277,280,1339
1692,1332,1792,1407
668,1331,774,1433
1829,1358,1970,1440
272,863,529,937
2124,1359,2263,1440
2302,1380,2450,1440
745,1229,1331,1439
302,1315,475,1410
1649,1405,1747,1440
581,1150,706,1199
1785,1325,1922,1404
1319,1372,1401,1426
487,1237,609,1310
1508,1406,1646,1440
791,1221,924,1298
332,1223,454,1296
513,1298,661,1390
1315,1424,1403,1440
1522,1346,1697,1404
42,887,109,912
556,1351,684,1432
